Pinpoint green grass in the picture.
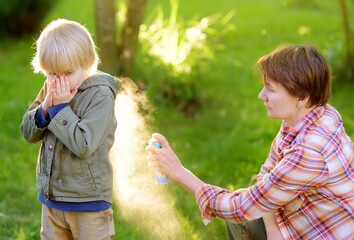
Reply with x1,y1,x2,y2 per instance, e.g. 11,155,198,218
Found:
1,0,353,239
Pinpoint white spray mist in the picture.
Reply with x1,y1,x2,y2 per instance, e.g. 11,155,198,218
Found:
110,78,184,239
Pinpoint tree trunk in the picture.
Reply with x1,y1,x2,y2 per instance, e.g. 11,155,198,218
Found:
338,0,353,81
95,0,118,75
338,0,352,56
117,0,148,76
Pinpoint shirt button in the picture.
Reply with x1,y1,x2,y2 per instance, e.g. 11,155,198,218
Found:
48,145,53,150
62,120,68,126
45,172,49,176
29,115,32,120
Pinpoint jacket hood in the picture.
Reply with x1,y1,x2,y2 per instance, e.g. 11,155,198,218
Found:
79,71,121,98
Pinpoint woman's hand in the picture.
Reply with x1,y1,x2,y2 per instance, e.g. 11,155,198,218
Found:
52,75,78,105
146,133,184,180
146,133,205,195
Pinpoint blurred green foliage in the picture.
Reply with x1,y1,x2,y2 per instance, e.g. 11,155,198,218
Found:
137,0,235,115
135,0,354,116
0,0,54,37
0,0,353,239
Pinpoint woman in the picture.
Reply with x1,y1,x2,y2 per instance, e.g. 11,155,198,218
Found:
146,44,353,239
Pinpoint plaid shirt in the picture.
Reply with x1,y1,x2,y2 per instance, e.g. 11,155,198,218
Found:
196,104,354,239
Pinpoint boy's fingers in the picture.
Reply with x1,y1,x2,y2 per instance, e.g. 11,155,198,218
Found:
47,87,53,96
46,75,53,89
60,76,65,90
48,89,53,101
65,76,70,86
51,79,55,89
64,76,71,94
55,78,61,94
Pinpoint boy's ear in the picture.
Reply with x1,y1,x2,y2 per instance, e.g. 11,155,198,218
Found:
297,95,310,108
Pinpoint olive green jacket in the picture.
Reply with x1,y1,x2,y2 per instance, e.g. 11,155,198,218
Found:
20,72,120,203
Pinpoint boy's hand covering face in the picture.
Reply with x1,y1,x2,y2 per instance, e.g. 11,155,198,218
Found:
52,75,79,105
41,74,56,112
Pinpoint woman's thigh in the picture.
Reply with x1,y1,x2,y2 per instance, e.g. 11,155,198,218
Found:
226,218,267,240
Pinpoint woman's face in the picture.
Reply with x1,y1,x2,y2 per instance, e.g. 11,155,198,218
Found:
258,75,301,128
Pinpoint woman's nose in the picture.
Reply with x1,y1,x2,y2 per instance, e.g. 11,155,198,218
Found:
258,88,266,101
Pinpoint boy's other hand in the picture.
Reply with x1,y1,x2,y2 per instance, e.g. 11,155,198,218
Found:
41,75,55,117
53,75,78,105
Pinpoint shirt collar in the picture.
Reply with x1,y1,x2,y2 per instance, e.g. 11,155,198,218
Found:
278,105,324,151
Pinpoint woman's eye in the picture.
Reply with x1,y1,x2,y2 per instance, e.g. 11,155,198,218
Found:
64,71,72,75
264,86,274,93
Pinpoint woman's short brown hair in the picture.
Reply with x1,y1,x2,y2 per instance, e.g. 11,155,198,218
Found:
256,44,331,107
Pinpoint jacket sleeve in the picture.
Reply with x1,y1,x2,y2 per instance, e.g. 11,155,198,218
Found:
20,81,48,143
47,91,115,159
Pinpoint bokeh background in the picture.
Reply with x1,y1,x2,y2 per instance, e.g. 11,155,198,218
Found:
0,0,353,239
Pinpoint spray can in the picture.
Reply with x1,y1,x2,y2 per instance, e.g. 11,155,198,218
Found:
149,140,170,184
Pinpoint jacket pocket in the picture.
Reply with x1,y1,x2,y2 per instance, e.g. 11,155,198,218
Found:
81,162,97,192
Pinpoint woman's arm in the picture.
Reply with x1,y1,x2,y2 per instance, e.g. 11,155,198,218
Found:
256,131,281,182
172,167,205,196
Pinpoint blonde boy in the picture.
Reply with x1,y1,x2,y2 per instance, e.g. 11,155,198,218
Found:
21,19,120,239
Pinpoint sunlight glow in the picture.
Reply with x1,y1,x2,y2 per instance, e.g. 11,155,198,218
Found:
298,26,311,35
139,0,212,74
138,0,235,79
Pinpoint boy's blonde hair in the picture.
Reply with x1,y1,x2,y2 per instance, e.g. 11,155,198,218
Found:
32,19,99,75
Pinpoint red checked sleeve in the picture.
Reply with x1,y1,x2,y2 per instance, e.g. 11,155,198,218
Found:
195,145,329,225
257,133,280,183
